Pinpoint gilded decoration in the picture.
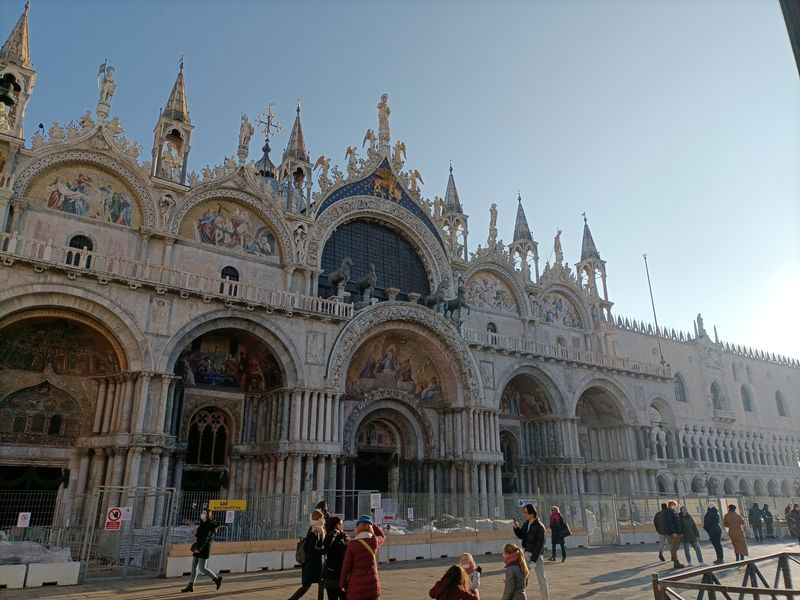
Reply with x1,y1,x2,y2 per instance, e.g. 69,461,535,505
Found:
328,303,481,406
462,262,529,318
0,315,122,375
178,200,276,258
171,189,291,261
14,150,156,228
0,382,83,443
175,329,283,392
465,271,518,313
346,332,447,405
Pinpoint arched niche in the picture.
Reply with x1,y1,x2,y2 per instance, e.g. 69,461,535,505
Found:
539,291,584,329
0,381,84,442
500,374,553,418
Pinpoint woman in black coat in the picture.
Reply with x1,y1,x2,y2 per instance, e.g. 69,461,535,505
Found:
548,506,571,562
181,508,223,593
322,516,349,600
288,509,327,600
703,504,724,565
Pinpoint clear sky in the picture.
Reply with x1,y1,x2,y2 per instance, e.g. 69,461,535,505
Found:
3,0,799,358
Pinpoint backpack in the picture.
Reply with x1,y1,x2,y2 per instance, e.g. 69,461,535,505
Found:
295,537,307,565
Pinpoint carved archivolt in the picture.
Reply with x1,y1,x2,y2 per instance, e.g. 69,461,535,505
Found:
326,302,482,406
171,188,293,263
308,195,451,287
462,261,531,317
13,150,156,229
533,282,592,328
341,391,436,459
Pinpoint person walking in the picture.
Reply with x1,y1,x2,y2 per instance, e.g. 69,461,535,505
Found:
322,516,349,600
665,501,685,569
703,504,725,564
679,506,704,566
787,504,800,546
723,504,749,561
501,544,529,600
459,553,482,598
762,505,774,538
181,508,223,593
428,565,479,600
548,506,570,562
339,514,386,600
288,509,327,600
512,504,549,600
748,502,764,543
653,503,670,562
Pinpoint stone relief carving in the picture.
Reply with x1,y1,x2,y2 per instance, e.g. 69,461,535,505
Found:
305,331,325,365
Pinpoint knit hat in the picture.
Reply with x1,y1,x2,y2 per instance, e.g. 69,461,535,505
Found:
356,514,373,525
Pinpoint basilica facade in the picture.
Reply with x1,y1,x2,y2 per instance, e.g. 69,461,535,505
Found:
1,6,798,523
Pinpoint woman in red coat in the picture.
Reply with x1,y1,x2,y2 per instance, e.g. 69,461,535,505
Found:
339,515,386,600
429,565,479,600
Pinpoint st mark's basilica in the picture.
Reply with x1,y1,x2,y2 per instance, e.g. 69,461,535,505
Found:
0,5,798,524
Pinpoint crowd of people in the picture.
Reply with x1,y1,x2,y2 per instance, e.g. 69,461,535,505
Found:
175,499,800,598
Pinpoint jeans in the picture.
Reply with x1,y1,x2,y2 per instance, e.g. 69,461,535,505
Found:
708,532,724,561
530,556,550,600
683,540,703,564
190,556,217,584
551,541,566,560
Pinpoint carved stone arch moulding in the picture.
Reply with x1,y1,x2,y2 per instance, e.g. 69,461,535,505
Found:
462,261,530,317
326,302,482,406
308,195,451,287
171,188,292,263
536,282,592,328
14,150,156,229
341,391,436,459
572,374,639,425
493,362,567,417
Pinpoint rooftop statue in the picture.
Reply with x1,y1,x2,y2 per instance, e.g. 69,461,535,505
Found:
377,93,390,149
554,229,563,264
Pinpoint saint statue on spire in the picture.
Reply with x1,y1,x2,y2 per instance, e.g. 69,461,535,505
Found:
377,93,390,151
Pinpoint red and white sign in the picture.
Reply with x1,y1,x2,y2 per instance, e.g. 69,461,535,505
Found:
105,506,122,531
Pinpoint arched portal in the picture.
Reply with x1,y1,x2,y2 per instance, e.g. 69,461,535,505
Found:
575,384,634,494
499,430,520,493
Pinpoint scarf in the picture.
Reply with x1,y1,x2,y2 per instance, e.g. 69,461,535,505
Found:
461,563,475,575
310,517,325,536
504,553,520,568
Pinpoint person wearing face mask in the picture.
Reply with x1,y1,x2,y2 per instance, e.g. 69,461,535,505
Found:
459,553,482,598
181,508,222,593
322,516,349,600
288,509,327,600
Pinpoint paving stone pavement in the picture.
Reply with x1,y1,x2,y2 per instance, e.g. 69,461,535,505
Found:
6,540,798,599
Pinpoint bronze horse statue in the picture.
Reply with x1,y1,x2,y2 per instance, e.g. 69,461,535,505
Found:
419,281,447,311
444,285,471,321
357,263,377,298
329,256,353,289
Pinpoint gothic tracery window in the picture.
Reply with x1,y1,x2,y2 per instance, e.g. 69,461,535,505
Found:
776,391,788,417
66,235,93,267
674,373,688,403
741,385,754,412
186,408,229,465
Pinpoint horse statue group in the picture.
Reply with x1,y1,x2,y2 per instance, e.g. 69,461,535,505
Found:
419,280,470,325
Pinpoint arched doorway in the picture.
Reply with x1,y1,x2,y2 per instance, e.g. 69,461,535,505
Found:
499,430,520,493
575,384,634,494
355,417,400,493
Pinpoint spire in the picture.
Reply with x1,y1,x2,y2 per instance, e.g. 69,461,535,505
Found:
162,59,190,123
513,191,533,241
0,2,31,69
256,137,276,179
444,162,462,213
283,99,308,162
581,213,600,261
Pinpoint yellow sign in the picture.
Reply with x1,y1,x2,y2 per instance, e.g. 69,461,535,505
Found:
208,499,247,511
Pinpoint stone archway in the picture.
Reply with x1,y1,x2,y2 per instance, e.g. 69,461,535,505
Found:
575,382,636,494
499,430,520,493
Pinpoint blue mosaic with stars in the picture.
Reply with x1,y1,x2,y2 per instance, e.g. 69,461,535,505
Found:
315,159,446,252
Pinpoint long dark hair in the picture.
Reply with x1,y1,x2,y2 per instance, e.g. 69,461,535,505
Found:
325,516,349,542
436,565,470,600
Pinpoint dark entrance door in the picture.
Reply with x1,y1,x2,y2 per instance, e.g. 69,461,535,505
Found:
355,451,392,492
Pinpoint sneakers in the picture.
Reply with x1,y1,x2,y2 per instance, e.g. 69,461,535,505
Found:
658,552,665,562
180,582,193,593
214,576,223,590
713,559,724,565
548,557,556,561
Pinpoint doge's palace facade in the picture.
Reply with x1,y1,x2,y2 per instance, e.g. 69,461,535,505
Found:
0,6,798,522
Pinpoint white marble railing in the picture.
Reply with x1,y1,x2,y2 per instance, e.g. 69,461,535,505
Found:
0,232,353,320
462,327,672,378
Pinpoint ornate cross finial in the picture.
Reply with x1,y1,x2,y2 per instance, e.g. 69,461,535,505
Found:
449,161,453,174
296,98,301,116
582,211,587,224
179,56,184,72
518,190,522,203
257,102,282,140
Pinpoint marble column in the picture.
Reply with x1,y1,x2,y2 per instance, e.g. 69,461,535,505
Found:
479,465,488,516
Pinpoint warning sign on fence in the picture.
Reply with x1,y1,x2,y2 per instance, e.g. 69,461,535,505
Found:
16,512,31,528
105,506,122,531
208,499,247,511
